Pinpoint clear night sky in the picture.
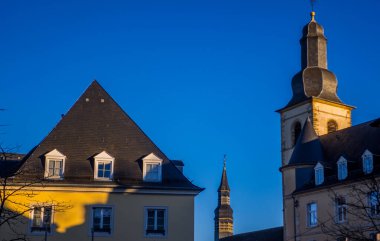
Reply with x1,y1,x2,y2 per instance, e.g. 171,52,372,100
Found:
1,1,380,241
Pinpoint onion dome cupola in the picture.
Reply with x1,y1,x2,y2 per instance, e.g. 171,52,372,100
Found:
286,12,342,107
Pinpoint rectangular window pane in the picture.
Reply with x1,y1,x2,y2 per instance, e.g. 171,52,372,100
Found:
32,207,42,227
146,208,166,236
308,203,317,226
92,207,112,233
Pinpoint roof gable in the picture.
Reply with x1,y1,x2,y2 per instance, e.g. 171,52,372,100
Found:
19,80,201,191
45,149,66,158
94,151,114,160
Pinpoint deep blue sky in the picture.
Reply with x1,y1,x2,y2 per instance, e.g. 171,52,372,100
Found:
1,1,380,241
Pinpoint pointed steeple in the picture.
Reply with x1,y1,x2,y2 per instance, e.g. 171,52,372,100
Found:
218,155,230,191
288,117,324,165
214,156,233,241
285,11,343,108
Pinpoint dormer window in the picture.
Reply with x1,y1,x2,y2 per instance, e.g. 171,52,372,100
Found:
94,151,115,181
362,150,374,174
314,163,324,186
337,157,348,180
143,153,163,182
44,149,66,179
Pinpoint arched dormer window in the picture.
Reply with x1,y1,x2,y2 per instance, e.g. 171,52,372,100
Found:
44,149,66,179
362,150,374,174
314,162,324,186
292,121,302,147
327,120,338,133
337,157,348,180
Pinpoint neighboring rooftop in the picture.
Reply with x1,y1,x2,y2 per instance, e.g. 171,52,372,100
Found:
220,227,283,241
289,118,380,193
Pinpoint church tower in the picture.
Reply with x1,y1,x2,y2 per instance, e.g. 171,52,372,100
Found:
277,11,355,166
214,157,233,241
278,11,355,241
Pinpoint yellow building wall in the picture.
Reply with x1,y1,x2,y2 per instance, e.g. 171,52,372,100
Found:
311,99,353,136
1,187,195,241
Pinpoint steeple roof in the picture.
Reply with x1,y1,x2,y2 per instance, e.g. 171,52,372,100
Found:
218,163,230,191
288,117,324,165
283,12,344,109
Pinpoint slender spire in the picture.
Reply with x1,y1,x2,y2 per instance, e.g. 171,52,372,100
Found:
214,155,233,241
219,155,230,191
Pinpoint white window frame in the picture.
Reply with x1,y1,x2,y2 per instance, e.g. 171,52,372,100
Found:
337,157,348,180
44,149,66,179
335,197,347,223
314,163,324,186
144,206,168,237
362,150,374,174
142,153,163,182
94,151,115,181
369,192,380,216
29,205,53,234
307,202,318,227
90,205,114,237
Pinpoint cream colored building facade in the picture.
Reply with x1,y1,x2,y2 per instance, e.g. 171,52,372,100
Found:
0,81,203,241
279,11,380,241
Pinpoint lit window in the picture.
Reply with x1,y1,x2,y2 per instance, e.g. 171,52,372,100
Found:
143,153,163,182
44,149,66,179
314,163,324,186
145,207,167,237
362,150,374,174
307,202,317,227
94,151,114,180
369,192,380,216
335,197,347,223
337,157,348,180
91,207,112,235
31,206,52,233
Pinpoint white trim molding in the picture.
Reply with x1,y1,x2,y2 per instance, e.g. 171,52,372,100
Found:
362,149,374,174
314,162,324,186
337,156,348,180
94,151,115,181
143,153,163,183
44,149,66,179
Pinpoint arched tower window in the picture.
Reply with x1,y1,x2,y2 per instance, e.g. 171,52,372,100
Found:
327,120,338,133
292,121,302,147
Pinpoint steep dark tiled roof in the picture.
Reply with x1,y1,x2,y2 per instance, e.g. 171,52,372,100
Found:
293,118,380,192
18,80,202,192
220,227,283,241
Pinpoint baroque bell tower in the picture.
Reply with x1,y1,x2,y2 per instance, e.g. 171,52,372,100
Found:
214,156,233,241
277,11,355,166
278,11,355,241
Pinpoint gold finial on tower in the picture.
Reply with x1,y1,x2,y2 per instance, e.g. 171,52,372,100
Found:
310,11,316,21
